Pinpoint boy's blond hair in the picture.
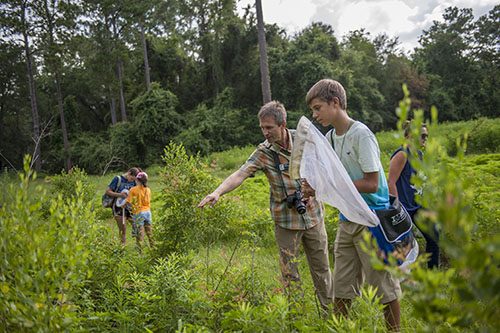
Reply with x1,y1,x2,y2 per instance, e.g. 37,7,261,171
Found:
306,79,347,110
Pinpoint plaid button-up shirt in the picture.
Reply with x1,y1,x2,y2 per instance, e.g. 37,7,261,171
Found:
239,129,324,230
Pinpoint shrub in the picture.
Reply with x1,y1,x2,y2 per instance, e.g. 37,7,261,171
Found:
155,142,243,256
48,166,94,204
378,88,500,332
108,122,141,168
466,118,500,154
130,83,183,164
176,88,254,155
71,132,112,173
0,156,97,331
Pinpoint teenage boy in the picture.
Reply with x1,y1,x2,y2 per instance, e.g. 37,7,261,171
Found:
304,79,401,331
198,101,333,311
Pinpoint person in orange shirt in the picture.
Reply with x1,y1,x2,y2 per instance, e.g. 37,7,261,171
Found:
126,171,154,249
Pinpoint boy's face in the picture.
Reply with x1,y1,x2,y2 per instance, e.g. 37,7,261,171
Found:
126,172,136,182
309,97,338,127
259,116,285,145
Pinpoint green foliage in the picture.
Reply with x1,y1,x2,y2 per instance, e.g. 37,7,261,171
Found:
0,156,97,331
130,83,183,164
71,132,113,173
78,253,195,332
48,166,94,204
176,88,252,155
381,87,500,332
156,142,243,255
220,295,295,332
204,145,255,177
108,122,141,168
326,286,386,332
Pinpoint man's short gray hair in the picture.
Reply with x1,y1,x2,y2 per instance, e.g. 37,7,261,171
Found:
258,101,287,126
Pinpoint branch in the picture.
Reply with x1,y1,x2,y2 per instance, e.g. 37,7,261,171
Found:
102,156,127,176
0,151,18,172
30,116,53,169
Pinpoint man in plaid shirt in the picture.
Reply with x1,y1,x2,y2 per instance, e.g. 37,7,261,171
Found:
198,101,333,311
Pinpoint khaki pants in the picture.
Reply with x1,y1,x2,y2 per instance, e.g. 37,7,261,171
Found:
333,221,401,304
274,221,333,309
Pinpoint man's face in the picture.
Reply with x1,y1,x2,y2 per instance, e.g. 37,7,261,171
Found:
259,116,285,144
309,97,337,126
420,127,429,148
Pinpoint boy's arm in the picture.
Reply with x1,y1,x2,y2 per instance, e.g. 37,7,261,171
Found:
198,169,249,208
388,151,407,196
353,172,379,193
105,177,125,198
355,133,383,194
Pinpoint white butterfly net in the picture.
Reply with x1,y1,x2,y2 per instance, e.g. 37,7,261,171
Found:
290,116,379,227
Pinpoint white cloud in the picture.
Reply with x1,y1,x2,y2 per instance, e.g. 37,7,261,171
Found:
237,0,497,52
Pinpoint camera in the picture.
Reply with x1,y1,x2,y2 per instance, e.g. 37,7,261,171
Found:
286,191,307,215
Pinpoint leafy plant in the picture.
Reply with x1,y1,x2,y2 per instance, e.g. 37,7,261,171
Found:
0,156,97,331
156,142,243,255
374,86,500,332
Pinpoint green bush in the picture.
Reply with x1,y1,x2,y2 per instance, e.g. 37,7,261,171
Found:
0,157,97,331
176,88,255,155
108,122,141,168
48,166,95,204
78,253,195,332
156,142,244,256
379,89,500,332
130,83,183,165
376,117,500,158
71,132,112,173
466,118,500,154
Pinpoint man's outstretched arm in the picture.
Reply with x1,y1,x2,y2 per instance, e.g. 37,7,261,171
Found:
198,169,249,208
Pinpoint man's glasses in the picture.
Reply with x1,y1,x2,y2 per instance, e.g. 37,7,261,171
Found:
420,133,429,140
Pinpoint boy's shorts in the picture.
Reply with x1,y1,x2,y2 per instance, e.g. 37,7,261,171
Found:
133,211,152,227
333,221,401,304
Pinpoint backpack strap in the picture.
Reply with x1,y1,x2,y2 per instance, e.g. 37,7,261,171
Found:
114,175,122,192
271,150,289,200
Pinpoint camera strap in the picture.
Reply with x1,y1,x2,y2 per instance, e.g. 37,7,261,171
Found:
271,150,290,200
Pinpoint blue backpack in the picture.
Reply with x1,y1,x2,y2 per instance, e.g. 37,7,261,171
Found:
101,175,121,208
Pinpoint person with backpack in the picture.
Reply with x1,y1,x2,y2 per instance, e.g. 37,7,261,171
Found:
388,121,439,269
105,167,140,245
126,171,154,249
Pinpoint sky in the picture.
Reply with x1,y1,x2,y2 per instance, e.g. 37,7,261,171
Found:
238,0,497,52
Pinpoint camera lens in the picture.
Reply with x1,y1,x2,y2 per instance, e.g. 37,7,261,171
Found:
295,201,306,214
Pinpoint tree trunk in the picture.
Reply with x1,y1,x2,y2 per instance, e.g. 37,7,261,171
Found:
255,0,271,104
116,59,127,121
109,87,117,125
21,2,41,171
55,71,72,171
111,18,127,121
140,23,151,91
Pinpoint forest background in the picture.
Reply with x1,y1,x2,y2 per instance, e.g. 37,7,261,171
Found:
0,0,498,173
0,1,499,332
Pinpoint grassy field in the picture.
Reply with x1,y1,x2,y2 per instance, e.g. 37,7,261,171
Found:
1,118,499,332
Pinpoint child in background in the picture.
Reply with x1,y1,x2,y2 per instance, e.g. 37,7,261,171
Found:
126,171,154,249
